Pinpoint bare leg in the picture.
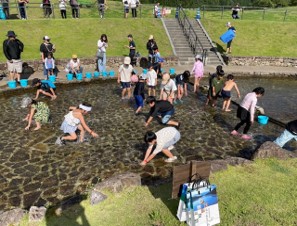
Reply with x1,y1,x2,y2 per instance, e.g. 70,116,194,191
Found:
62,132,77,141
34,121,41,130
9,71,14,81
16,73,21,82
162,149,174,158
40,90,54,99
225,99,232,111
222,100,227,111
121,88,127,99
77,124,85,142
127,87,131,99
167,120,178,127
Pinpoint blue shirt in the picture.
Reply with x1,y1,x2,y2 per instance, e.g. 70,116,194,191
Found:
41,80,56,89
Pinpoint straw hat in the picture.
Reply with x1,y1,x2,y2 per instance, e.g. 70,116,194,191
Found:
124,57,131,64
149,35,154,40
72,54,78,59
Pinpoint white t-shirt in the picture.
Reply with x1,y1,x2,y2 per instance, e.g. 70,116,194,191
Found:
152,127,181,154
147,69,157,86
160,79,177,92
69,59,80,69
97,40,108,53
118,64,133,82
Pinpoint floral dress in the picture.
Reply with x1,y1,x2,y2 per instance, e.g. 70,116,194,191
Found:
32,102,50,123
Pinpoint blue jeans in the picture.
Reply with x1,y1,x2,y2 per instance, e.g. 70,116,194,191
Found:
274,129,297,148
97,52,106,73
160,108,175,124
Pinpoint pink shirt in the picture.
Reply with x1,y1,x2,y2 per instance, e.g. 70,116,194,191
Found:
240,92,257,122
192,61,204,78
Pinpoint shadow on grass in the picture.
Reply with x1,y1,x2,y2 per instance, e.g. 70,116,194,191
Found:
147,179,180,218
45,194,90,226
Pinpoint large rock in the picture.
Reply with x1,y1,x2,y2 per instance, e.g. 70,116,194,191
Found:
0,208,25,226
210,157,252,173
252,141,297,160
29,206,47,222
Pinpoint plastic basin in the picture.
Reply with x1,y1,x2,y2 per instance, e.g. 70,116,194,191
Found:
7,80,17,89
66,73,73,81
258,115,269,125
19,79,28,87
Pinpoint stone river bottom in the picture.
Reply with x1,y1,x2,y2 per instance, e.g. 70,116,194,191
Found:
0,77,296,211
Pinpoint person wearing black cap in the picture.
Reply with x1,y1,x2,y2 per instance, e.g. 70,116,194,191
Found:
3,31,24,82
126,34,136,66
205,65,225,107
40,35,56,79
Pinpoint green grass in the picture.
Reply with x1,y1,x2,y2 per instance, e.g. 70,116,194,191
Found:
0,18,173,61
19,158,297,225
201,18,297,57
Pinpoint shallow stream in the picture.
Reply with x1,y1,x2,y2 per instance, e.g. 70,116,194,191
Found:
0,77,296,211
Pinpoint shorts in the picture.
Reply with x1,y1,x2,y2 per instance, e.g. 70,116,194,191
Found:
227,40,233,48
124,6,129,13
160,108,175,124
148,85,156,89
134,95,144,108
121,82,131,89
221,89,231,99
7,59,22,73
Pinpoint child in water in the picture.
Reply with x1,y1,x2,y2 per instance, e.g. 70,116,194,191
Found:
191,54,204,93
221,74,240,111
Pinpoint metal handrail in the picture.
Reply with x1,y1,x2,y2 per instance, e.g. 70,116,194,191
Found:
176,6,204,56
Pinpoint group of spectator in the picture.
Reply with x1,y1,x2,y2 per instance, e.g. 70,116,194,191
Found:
122,0,140,18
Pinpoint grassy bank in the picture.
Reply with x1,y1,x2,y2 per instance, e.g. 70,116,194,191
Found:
0,18,173,62
19,158,297,225
201,18,297,57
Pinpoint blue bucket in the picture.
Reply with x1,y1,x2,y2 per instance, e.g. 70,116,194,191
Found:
76,73,83,80
19,79,28,87
7,80,17,89
94,71,100,78
48,75,56,82
85,72,92,79
102,71,108,77
109,70,115,77
66,73,73,81
258,115,269,125
169,68,175,75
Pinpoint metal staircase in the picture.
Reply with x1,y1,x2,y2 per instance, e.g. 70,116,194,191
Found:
162,7,225,66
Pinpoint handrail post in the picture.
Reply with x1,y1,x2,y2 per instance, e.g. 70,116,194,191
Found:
284,9,287,22
203,5,205,18
262,9,265,20
221,6,224,19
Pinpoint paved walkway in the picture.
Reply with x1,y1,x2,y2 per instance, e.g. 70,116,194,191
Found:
0,64,296,90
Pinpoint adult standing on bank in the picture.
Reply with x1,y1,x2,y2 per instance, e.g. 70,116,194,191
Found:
40,35,55,79
126,34,136,66
146,35,158,63
97,34,108,73
130,0,139,18
18,0,28,19
3,31,24,82
226,22,236,54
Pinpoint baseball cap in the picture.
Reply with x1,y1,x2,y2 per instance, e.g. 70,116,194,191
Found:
44,36,50,40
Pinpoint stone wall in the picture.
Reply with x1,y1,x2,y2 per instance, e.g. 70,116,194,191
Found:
228,56,297,67
0,56,179,73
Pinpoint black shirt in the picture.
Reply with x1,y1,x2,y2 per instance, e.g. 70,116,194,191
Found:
133,81,145,98
149,100,174,118
129,40,136,54
3,38,24,60
40,42,55,59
